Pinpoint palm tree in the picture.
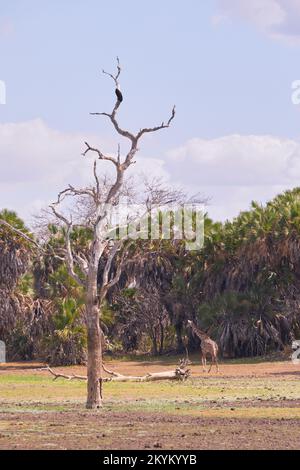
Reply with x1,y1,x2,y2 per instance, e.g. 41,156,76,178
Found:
0,210,32,347
0,210,31,289
188,188,300,357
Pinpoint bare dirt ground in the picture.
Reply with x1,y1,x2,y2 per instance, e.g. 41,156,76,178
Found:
0,357,299,450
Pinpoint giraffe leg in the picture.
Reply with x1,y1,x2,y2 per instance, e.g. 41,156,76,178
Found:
209,356,218,373
201,354,206,372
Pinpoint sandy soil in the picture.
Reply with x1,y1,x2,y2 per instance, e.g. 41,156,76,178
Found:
1,409,300,450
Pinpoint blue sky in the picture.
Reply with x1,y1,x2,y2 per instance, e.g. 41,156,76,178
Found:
1,0,300,223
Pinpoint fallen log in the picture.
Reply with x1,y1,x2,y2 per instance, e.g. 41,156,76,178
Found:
38,367,87,381
102,368,190,382
39,363,191,383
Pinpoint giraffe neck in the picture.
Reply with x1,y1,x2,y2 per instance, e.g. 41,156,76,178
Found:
191,322,208,340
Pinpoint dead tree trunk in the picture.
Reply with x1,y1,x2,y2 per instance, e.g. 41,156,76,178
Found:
86,239,105,409
86,308,102,409
86,291,102,408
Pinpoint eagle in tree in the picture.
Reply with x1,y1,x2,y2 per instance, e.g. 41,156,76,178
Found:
115,88,123,103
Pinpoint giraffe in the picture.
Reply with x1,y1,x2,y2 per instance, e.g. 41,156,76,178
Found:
187,320,219,373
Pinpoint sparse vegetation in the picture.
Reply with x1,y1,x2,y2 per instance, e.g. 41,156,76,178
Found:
0,358,300,450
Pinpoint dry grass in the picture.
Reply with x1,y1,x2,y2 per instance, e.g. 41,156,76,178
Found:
0,357,300,449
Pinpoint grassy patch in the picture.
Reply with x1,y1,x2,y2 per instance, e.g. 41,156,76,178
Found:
1,373,300,415
0,359,300,416
0,374,299,399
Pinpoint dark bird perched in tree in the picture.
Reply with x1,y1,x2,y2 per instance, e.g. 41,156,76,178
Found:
115,88,123,103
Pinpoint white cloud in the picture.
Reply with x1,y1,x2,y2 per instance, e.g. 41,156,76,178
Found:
200,183,291,221
166,134,300,220
1,119,300,224
167,135,300,185
0,119,169,223
215,0,300,45
0,119,88,185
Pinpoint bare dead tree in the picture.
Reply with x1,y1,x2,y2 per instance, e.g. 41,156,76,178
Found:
0,60,176,408
48,60,175,409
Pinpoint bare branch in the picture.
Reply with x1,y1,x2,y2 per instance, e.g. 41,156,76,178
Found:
90,112,136,143
101,241,124,289
137,105,176,139
0,219,40,249
82,142,119,167
100,241,133,300
49,202,71,228
93,160,100,199
68,184,95,199
49,204,86,287
39,366,87,381
74,253,89,276
102,56,121,89
117,143,121,165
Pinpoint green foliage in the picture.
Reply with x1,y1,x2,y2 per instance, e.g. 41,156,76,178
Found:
53,297,83,330
4,188,300,362
7,320,35,360
38,297,87,366
121,288,137,299
0,209,29,233
40,327,87,366
17,273,35,297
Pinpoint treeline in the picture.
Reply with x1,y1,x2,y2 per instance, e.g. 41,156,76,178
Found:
1,188,300,364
